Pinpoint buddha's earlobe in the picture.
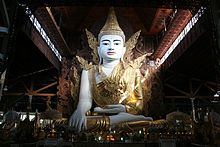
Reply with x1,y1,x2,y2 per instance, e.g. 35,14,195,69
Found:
97,47,102,64
122,46,126,55
120,46,126,65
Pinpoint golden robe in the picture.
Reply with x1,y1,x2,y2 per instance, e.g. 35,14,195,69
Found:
88,62,143,114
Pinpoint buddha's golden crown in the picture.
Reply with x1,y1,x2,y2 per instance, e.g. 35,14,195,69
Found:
98,7,125,42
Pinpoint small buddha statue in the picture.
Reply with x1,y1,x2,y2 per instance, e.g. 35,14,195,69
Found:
69,7,165,132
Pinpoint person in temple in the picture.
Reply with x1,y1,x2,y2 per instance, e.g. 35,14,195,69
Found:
69,7,165,132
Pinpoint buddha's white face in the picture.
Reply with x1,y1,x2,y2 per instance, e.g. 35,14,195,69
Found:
98,35,125,62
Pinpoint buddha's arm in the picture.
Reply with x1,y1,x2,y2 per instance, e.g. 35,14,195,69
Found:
69,70,92,131
123,70,143,115
77,70,92,113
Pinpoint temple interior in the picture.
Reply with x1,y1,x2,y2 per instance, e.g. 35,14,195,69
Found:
0,0,220,146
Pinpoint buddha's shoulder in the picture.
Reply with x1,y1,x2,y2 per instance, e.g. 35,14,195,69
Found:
82,64,95,71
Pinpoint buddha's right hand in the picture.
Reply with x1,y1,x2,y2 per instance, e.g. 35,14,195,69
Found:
69,110,86,132
94,104,126,114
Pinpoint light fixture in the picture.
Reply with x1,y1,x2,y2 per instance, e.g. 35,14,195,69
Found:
3,85,8,91
214,90,220,97
211,91,220,103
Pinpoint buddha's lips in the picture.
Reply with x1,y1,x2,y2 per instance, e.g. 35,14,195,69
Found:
107,52,116,55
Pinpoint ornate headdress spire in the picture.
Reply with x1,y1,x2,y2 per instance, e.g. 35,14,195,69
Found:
98,7,125,43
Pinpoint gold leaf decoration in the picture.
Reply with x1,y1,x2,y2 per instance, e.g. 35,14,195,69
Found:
76,56,93,70
124,30,141,63
70,67,80,99
130,54,147,69
85,29,99,64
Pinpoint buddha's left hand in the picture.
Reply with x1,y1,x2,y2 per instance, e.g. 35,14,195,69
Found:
94,104,126,114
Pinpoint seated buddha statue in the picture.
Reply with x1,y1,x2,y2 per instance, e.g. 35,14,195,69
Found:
69,7,165,133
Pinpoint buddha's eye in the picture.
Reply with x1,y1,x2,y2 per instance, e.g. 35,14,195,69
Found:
114,42,120,45
102,42,109,45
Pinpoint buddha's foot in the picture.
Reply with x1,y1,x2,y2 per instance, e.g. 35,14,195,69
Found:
85,115,110,132
116,119,167,132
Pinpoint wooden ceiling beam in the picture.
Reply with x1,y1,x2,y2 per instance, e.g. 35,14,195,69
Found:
23,21,60,70
35,7,71,56
192,82,204,96
157,9,209,70
24,0,207,9
31,93,56,97
149,8,173,35
3,92,56,97
165,83,189,96
165,96,218,99
35,81,57,93
164,71,218,99
153,10,192,59
3,81,57,97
